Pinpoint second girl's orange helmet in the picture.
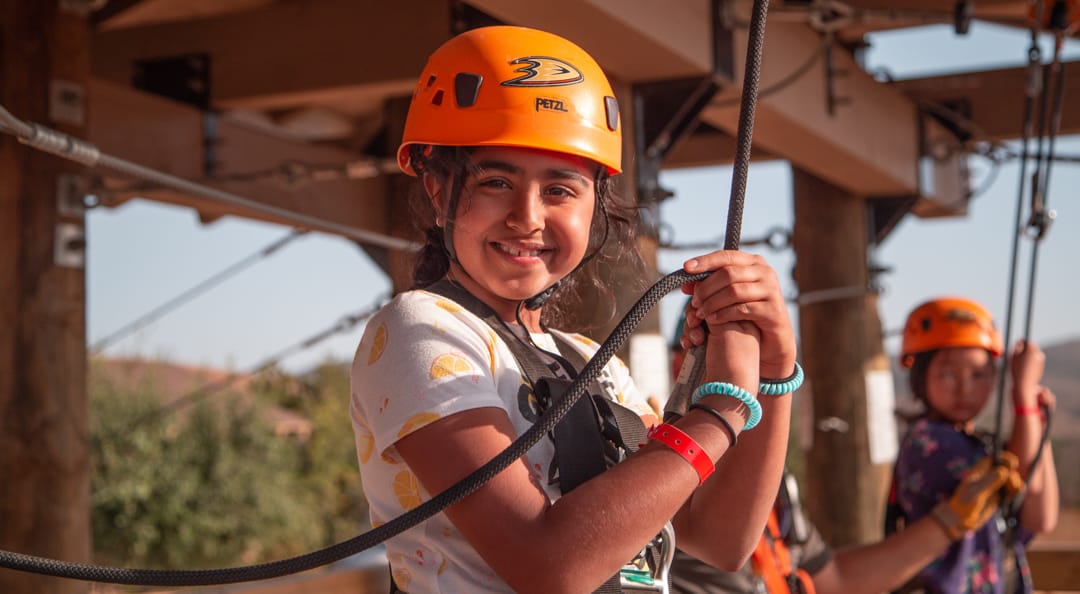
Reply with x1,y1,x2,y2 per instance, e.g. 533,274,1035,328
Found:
900,297,1004,368
396,26,622,176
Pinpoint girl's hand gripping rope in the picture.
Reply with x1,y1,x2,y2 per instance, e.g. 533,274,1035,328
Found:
930,451,1025,540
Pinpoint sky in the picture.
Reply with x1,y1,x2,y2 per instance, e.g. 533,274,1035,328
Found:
86,22,1080,375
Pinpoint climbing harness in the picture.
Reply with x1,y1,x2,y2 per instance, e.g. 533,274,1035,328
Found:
422,280,671,593
746,472,817,594
0,0,773,586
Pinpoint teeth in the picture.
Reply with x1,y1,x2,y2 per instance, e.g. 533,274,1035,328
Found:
497,243,543,257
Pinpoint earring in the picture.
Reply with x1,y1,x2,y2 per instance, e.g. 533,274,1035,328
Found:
435,216,445,228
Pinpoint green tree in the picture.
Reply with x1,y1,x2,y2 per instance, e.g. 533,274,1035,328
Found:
89,360,327,568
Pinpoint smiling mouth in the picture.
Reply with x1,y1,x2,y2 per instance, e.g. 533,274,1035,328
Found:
493,242,549,258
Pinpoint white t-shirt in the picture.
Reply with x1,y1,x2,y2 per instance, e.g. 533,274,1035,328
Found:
350,289,654,593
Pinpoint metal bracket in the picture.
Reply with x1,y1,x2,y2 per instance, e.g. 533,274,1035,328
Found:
49,80,86,127
56,173,88,218
54,222,85,269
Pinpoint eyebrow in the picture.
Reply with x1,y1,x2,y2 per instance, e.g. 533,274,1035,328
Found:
473,159,591,185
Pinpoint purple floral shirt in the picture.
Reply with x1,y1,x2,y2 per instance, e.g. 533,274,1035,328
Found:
895,418,1032,594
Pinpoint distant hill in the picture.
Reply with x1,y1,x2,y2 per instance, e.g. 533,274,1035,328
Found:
91,357,312,439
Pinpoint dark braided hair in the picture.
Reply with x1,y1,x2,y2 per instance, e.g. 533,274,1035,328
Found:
404,145,645,332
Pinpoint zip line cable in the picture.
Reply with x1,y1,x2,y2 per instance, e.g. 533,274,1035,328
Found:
0,0,772,585
0,104,420,252
91,229,306,354
111,296,387,437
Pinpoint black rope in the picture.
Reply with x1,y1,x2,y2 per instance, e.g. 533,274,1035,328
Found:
91,230,306,353
0,270,706,586
0,0,772,585
990,21,1043,462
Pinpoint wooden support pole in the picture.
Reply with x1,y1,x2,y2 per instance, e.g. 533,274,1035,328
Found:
0,2,92,593
792,168,893,547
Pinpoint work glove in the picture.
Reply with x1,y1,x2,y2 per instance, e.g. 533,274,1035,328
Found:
930,451,1025,540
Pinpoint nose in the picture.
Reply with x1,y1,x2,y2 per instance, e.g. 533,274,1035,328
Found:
505,184,544,233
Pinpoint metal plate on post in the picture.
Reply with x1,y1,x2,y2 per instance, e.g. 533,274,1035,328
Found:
54,222,86,269
49,80,86,127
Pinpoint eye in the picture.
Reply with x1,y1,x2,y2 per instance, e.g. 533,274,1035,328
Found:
474,177,511,190
544,185,576,199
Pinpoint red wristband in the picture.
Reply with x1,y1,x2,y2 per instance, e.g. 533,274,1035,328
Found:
1014,405,1043,418
647,423,714,485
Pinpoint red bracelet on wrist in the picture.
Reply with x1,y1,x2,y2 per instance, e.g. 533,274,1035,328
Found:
647,423,714,485
1014,404,1043,418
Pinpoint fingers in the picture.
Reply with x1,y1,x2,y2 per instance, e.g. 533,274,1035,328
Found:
1037,386,1057,411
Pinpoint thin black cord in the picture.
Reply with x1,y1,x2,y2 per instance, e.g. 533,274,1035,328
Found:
990,29,1043,461
111,298,385,436
91,230,305,353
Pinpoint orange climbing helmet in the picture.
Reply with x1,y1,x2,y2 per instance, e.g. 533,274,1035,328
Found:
900,297,1003,368
396,25,622,176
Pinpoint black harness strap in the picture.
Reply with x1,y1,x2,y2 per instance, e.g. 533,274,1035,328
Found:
424,281,653,593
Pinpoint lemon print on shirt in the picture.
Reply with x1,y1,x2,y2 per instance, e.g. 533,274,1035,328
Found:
393,470,423,510
398,411,441,438
368,323,388,365
435,299,463,314
430,353,474,379
355,430,374,464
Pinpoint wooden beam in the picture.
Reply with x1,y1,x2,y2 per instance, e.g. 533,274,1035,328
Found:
893,61,1080,142
1,2,92,592
87,79,394,241
466,0,927,198
92,0,452,113
465,0,720,82
704,20,921,197
95,0,275,31
663,127,778,170
1028,546,1080,592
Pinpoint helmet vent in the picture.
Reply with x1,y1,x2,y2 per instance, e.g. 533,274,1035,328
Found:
431,90,444,106
604,96,619,131
426,75,437,89
455,73,483,108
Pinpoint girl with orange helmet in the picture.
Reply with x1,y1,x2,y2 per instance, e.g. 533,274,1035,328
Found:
350,25,798,593
889,297,1059,594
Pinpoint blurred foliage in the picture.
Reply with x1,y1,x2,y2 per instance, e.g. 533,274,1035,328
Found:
89,358,367,569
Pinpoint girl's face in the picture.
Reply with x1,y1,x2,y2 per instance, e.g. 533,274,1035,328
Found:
428,146,597,318
924,347,996,425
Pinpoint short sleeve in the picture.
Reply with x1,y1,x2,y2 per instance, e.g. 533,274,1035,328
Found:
351,292,506,457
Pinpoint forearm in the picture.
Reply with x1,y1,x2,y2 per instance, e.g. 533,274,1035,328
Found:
1007,404,1044,476
817,516,949,594
1019,441,1059,534
676,393,791,569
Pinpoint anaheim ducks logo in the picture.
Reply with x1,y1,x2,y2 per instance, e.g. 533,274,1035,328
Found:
502,56,584,87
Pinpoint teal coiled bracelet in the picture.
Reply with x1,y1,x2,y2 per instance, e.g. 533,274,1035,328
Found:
691,382,762,430
758,362,804,396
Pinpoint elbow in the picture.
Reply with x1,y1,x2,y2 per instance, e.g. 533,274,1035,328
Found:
709,535,758,572
1025,510,1059,535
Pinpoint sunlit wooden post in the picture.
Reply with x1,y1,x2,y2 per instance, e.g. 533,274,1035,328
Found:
0,1,92,592
792,168,893,547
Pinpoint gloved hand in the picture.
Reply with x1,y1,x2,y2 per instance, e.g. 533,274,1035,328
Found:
930,451,1025,540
